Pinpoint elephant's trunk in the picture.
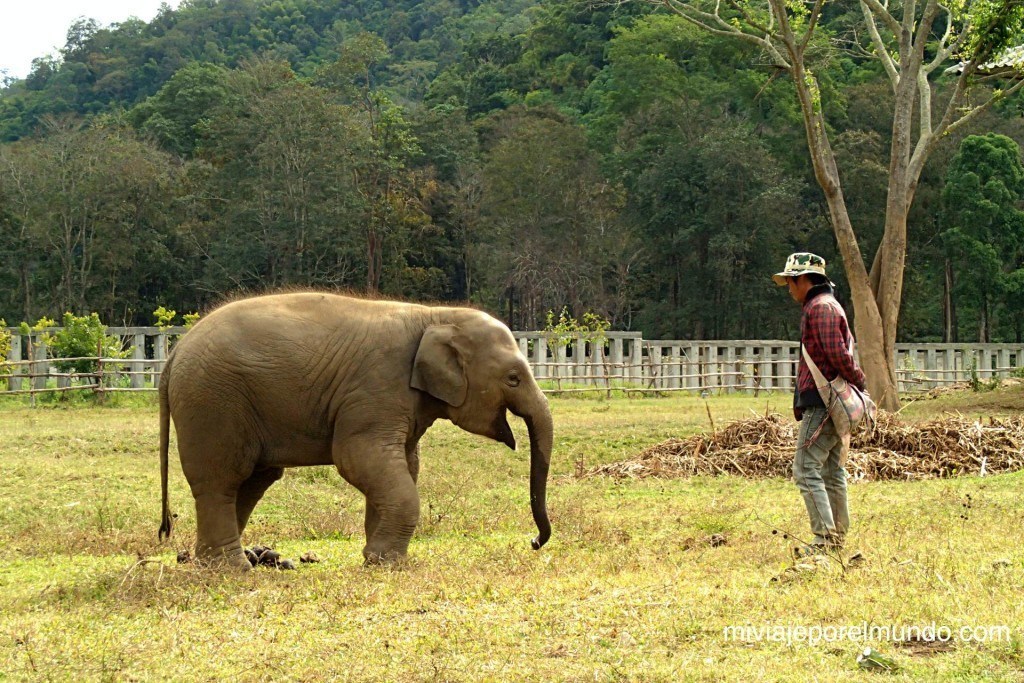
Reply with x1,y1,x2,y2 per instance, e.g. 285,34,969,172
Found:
521,397,552,550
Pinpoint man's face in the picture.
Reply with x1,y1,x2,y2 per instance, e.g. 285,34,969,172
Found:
787,275,810,303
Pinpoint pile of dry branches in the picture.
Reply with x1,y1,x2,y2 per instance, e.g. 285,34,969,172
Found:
585,411,1024,481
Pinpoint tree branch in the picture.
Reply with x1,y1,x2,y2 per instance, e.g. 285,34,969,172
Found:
917,68,933,138
911,0,944,139
920,2,955,77
798,0,827,55
860,0,899,87
859,0,902,38
908,76,1024,197
942,77,1024,139
724,0,774,37
658,0,791,67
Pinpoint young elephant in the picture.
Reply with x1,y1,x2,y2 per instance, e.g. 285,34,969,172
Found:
158,292,552,568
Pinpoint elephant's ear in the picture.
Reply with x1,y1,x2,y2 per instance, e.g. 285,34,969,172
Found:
411,325,468,407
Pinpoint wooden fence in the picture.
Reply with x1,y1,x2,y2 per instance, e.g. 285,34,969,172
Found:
515,332,1024,395
2,327,1022,396
1,326,185,396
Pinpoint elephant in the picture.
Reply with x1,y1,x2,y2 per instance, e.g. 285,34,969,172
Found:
158,292,552,568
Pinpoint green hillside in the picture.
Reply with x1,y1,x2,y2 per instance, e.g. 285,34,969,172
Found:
1,0,1022,341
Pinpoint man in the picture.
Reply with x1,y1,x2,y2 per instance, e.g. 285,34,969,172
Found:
773,252,867,556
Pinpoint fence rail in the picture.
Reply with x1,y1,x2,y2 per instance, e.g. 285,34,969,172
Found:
2,327,1022,397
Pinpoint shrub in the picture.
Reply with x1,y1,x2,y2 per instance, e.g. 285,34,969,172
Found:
543,307,610,350
153,306,176,329
0,319,10,376
43,313,129,374
154,306,200,330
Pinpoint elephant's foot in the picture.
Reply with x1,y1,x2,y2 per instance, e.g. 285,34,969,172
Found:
194,542,252,571
362,545,410,568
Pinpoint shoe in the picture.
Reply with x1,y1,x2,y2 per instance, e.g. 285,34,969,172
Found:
792,543,840,559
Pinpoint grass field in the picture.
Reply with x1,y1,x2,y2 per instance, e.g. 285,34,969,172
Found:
1,388,1023,681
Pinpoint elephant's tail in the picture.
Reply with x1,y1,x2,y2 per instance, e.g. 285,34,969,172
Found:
158,353,173,541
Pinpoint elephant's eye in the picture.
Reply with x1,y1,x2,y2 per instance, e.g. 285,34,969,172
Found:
505,372,521,387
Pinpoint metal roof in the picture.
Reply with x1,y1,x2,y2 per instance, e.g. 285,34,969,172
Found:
945,45,1024,77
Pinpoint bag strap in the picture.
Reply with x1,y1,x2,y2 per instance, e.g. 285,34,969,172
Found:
802,294,855,383
801,344,829,389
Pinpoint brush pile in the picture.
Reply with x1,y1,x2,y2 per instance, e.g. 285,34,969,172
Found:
585,411,1024,481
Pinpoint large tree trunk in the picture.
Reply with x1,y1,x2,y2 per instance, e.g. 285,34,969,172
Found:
943,260,956,343
980,293,990,343
871,208,908,407
787,50,901,409
869,50,921,406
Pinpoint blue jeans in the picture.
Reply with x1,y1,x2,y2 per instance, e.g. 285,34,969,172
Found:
793,406,849,546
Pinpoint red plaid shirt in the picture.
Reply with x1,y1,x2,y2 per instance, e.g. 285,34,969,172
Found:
797,288,866,400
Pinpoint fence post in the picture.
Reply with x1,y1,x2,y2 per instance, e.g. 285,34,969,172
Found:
925,347,936,389
574,334,586,386
95,338,105,403
155,332,169,387
131,334,145,389
554,342,567,389
723,345,735,394
649,344,663,389
777,345,790,391
700,344,711,390
6,333,22,392
533,336,548,380
747,344,757,392
31,335,48,392
997,348,1010,376
609,337,623,383
759,346,771,394
668,345,681,390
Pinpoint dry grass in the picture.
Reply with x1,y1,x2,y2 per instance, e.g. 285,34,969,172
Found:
586,411,1024,481
0,389,1023,681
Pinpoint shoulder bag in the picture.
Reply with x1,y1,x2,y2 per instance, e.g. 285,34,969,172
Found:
801,343,877,437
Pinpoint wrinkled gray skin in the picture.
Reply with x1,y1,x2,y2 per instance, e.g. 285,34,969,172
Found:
159,292,552,568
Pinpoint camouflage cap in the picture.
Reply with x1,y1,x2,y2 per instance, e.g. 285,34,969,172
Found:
772,252,830,286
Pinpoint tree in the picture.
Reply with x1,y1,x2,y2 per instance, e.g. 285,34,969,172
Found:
128,62,232,157
0,116,182,322
638,0,1024,408
319,34,430,293
626,116,809,338
941,133,1024,342
194,59,368,293
478,107,626,328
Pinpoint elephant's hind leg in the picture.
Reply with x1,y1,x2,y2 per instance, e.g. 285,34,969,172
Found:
180,436,257,570
193,489,251,570
236,467,285,536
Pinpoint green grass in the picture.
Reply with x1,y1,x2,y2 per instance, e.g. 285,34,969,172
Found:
1,389,1023,680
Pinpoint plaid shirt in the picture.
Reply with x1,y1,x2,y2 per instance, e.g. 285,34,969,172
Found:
797,287,867,403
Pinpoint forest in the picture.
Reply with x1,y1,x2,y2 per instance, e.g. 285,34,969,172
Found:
0,0,1022,342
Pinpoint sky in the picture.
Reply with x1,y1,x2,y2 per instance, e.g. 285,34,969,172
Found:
1,1,182,81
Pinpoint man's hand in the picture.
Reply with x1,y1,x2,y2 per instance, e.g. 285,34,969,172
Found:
794,406,804,421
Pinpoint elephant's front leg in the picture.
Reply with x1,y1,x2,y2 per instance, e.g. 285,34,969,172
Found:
363,444,419,546
406,442,420,484
334,436,420,565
